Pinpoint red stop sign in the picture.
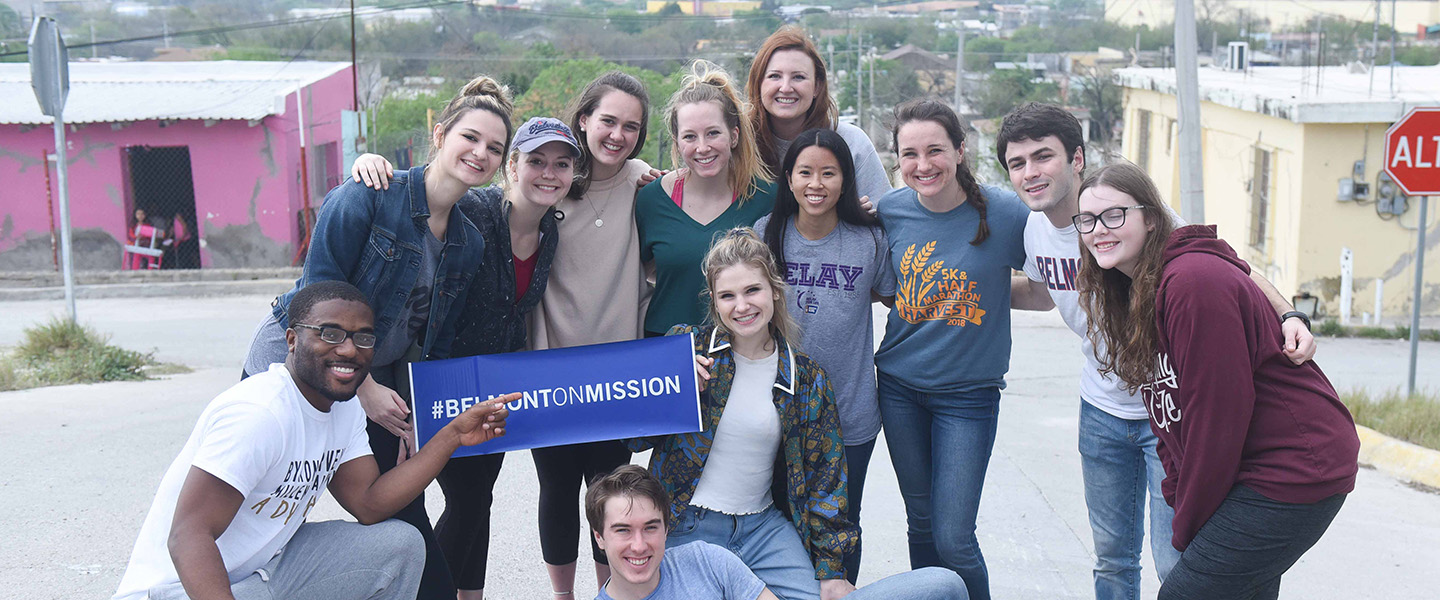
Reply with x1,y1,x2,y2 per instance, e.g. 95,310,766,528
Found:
1385,107,1440,196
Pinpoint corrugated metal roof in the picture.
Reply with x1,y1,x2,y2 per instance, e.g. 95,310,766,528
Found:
0,60,350,125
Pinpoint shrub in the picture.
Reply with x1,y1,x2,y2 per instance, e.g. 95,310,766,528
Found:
9,317,154,387
1316,319,1346,337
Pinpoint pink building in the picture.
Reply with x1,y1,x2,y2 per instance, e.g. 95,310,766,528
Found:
0,61,355,270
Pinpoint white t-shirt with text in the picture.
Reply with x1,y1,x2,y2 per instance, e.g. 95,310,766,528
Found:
112,364,372,600
1023,211,1148,420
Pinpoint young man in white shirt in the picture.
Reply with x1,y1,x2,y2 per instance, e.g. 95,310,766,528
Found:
113,280,513,600
585,465,967,600
1002,103,1318,600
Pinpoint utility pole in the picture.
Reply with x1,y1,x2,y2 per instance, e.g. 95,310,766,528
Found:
856,34,864,130
350,0,359,112
1175,0,1205,223
1389,0,1397,96
1370,0,1379,97
869,44,875,125
954,20,965,111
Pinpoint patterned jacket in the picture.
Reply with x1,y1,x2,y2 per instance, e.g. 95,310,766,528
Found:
626,324,859,580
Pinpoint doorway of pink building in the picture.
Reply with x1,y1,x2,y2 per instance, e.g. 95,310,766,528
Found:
123,146,200,269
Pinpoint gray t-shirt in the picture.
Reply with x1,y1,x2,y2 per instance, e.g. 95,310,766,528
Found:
242,230,443,375
754,215,894,445
370,231,444,367
773,122,892,205
594,541,766,600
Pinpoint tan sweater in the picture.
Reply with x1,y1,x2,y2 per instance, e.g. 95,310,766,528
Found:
529,159,651,350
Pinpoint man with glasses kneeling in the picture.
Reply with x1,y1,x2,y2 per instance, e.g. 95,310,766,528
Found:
113,280,515,600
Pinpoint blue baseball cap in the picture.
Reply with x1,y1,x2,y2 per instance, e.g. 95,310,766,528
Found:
511,117,581,156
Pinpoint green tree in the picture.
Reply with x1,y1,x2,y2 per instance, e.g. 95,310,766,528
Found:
1397,45,1440,66
836,58,921,114
516,59,681,167
657,2,684,17
966,36,1011,72
0,4,22,39
976,69,1059,119
1073,66,1122,148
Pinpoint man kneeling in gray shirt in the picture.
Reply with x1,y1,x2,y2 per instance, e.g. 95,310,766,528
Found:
586,466,967,600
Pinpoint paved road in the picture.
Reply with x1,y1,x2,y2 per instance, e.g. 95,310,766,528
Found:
1,296,1436,599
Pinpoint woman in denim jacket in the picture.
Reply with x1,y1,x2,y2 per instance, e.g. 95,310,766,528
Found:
627,228,858,600
241,75,513,600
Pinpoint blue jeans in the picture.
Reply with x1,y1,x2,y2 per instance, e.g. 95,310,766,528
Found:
843,438,877,584
1079,401,1182,600
850,567,969,600
668,505,821,600
876,372,999,600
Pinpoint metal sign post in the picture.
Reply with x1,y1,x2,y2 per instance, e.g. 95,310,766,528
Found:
1382,106,1440,398
1408,198,1429,397
29,17,75,323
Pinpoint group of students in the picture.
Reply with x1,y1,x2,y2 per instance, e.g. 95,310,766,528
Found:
113,24,1362,600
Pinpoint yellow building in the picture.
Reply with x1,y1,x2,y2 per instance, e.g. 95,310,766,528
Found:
1115,65,1440,319
1106,0,1439,34
645,0,761,15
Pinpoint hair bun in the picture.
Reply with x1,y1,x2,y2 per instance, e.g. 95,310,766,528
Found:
460,76,515,114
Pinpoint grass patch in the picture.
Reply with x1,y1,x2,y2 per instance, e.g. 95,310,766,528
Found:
0,317,183,392
1342,389,1440,451
1316,319,1440,341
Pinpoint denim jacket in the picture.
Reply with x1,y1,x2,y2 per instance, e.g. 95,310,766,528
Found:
626,324,859,580
273,166,485,361
449,187,559,357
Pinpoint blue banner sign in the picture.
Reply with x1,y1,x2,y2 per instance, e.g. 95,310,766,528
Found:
408,333,702,457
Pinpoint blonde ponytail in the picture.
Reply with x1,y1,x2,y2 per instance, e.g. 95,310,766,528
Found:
664,60,772,202
431,75,516,158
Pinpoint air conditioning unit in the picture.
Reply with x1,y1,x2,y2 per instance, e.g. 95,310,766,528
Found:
1227,42,1249,72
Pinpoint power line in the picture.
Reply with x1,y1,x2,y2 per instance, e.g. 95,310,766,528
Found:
0,0,802,59
0,0,472,58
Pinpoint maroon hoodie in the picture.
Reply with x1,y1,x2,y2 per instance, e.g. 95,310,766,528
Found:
1145,225,1359,551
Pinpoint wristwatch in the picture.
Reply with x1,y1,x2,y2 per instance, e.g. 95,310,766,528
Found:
1281,310,1311,331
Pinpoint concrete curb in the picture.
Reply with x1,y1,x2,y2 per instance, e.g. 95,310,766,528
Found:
1356,424,1440,489
0,279,294,302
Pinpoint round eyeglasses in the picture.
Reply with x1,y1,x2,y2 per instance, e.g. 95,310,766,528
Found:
1072,205,1147,234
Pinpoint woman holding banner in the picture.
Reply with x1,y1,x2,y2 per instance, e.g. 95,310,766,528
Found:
426,116,580,600
353,72,660,598
629,227,858,600
636,60,777,337
241,75,511,599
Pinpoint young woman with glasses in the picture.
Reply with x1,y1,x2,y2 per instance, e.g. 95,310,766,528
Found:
1074,162,1358,600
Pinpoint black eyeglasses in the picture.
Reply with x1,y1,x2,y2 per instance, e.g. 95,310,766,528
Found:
291,323,377,349
1072,205,1148,234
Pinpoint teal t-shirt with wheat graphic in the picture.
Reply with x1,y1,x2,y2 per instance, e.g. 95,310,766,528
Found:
873,184,1029,393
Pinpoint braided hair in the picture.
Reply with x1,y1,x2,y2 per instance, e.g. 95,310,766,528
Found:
891,99,990,245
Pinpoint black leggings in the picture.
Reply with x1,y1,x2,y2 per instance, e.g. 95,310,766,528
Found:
435,452,506,590
531,440,632,565
368,363,456,600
